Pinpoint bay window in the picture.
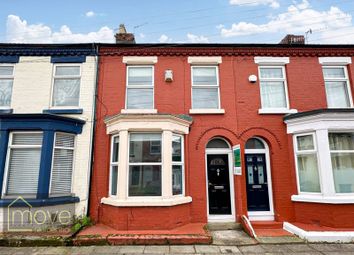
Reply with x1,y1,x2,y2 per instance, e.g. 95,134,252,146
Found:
128,133,162,196
172,135,184,195
0,65,14,108
285,110,354,203
329,133,354,193
50,133,75,196
4,132,43,197
102,114,192,207
294,134,321,193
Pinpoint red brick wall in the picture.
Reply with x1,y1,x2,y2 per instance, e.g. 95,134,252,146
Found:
89,50,354,229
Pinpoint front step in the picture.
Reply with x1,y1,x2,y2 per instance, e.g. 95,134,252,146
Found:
207,222,242,231
251,221,283,230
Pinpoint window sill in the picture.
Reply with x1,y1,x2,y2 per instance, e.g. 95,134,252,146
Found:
292,194,354,204
101,196,192,207
43,108,83,114
121,109,158,114
189,109,225,114
258,108,298,114
0,196,79,207
0,108,13,114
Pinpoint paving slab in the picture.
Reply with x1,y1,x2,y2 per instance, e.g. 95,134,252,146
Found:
237,245,266,254
219,245,241,253
212,230,257,245
170,245,195,253
257,236,304,244
285,244,317,252
93,245,122,254
309,243,349,252
194,245,221,253
143,245,169,253
261,244,293,253
322,252,354,255
68,246,96,255
118,245,145,253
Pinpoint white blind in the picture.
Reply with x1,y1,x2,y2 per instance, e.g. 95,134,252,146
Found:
6,133,43,196
50,133,75,196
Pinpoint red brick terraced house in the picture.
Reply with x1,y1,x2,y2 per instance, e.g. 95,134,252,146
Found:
89,33,354,242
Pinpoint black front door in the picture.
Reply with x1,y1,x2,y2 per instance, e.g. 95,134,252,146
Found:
207,154,231,215
245,153,270,211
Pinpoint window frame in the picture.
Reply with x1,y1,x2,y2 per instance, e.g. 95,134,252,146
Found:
322,65,353,108
125,65,155,110
328,131,354,195
48,132,76,197
0,64,15,109
172,134,185,196
293,132,322,195
127,132,163,198
191,65,221,110
50,63,82,109
2,131,43,199
109,134,119,197
258,65,290,110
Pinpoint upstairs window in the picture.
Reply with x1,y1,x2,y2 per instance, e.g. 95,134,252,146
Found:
126,66,154,109
0,65,14,108
191,66,220,109
323,67,352,108
52,65,81,107
259,66,289,109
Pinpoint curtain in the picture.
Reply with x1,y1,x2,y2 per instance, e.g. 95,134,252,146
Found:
260,81,286,108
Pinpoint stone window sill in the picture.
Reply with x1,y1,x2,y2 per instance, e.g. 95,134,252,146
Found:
258,108,298,114
121,109,158,114
292,194,354,204
101,196,192,207
189,109,225,114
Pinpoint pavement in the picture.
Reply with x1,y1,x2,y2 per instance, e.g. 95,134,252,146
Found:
0,243,354,254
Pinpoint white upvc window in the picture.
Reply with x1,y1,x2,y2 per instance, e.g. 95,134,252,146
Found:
49,132,75,197
191,66,220,110
126,66,154,110
258,66,290,110
0,65,14,108
109,135,119,196
51,65,81,107
128,133,162,197
172,134,184,196
328,132,354,193
294,133,321,194
322,66,353,108
3,132,43,198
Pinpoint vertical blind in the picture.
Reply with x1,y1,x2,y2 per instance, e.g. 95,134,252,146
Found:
6,133,43,196
50,133,75,196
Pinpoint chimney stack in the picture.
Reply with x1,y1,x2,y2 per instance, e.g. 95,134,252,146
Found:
279,34,305,45
115,24,135,44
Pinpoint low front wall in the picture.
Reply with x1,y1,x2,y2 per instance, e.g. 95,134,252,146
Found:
99,203,192,230
294,202,354,228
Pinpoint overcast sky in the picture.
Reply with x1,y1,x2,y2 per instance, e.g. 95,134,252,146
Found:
1,0,353,44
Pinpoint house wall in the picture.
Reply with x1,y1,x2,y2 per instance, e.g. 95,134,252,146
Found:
90,49,354,230
0,55,96,228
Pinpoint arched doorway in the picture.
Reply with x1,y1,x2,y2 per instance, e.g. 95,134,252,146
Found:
245,137,274,221
205,138,236,222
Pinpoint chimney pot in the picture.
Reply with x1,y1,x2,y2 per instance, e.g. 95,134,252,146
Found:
279,34,305,45
115,24,135,44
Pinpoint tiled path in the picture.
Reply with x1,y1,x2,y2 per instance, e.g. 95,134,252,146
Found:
0,243,354,254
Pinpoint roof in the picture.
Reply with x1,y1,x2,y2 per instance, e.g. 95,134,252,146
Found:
284,108,354,121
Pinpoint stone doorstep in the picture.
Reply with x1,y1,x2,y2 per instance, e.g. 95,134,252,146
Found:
73,234,212,246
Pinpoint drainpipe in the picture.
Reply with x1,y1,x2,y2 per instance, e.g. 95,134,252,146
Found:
85,43,100,217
